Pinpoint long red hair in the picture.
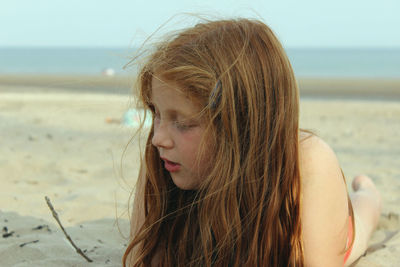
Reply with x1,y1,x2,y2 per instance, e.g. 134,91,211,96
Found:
124,18,303,266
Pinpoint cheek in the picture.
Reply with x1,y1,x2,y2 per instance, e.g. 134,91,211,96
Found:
179,131,204,158
180,130,213,171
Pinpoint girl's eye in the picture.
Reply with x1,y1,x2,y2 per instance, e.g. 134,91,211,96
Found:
174,121,196,131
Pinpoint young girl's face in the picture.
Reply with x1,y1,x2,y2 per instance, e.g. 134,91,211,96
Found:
150,77,212,190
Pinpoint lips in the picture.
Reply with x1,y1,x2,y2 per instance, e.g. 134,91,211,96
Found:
161,157,181,172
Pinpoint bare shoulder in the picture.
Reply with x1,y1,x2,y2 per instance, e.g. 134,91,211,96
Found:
299,132,341,180
299,133,349,266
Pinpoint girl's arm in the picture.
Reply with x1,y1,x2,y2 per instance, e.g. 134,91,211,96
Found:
300,135,350,266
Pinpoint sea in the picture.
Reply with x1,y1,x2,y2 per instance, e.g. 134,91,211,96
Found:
0,47,399,78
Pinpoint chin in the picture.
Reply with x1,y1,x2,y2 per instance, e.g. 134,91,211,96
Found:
171,174,198,190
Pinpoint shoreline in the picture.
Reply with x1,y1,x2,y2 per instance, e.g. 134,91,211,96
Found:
298,78,400,101
1,74,400,100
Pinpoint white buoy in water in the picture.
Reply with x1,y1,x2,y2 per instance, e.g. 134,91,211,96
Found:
102,68,115,76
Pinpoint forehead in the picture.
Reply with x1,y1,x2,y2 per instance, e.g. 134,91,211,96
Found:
150,77,202,116
151,76,184,98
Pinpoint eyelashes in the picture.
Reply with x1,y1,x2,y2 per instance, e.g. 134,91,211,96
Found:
173,121,196,131
151,107,197,132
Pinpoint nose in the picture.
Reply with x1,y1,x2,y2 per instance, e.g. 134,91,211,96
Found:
151,121,174,149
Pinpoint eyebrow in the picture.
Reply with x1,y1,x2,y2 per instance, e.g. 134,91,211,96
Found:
150,102,195,120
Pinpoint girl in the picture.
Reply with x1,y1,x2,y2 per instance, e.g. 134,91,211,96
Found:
123,18,381,266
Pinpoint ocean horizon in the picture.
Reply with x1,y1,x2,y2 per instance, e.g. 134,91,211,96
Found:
0,47,399,78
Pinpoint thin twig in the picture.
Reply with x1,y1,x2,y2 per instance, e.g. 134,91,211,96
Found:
45,196,93,263
19,240,39,247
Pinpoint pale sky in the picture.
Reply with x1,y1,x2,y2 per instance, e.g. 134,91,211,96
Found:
1,0,399,48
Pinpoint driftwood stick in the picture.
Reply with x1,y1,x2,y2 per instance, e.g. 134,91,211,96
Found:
45,196,93,263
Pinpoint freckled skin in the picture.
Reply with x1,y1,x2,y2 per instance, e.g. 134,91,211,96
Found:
151,77,211,190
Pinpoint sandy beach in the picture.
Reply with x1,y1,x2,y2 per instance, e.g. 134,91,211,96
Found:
1,75,399,266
